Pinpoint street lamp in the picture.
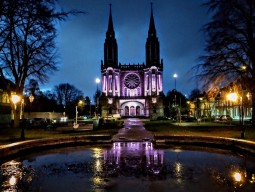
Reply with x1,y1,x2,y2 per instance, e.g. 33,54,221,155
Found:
29,94,34,116
11,95,21,108
29,94,34,103
227,93,238,102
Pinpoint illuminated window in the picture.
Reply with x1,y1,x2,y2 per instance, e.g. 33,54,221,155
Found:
124,74,140,89
152,74,156,91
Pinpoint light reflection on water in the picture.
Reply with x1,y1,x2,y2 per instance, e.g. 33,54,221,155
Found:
1,142,255,192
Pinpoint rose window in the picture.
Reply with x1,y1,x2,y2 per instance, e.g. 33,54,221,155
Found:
124,74,140,89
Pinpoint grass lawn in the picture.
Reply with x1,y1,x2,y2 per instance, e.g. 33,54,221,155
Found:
0,122,120,145
0,119,254,145
143,120,255,141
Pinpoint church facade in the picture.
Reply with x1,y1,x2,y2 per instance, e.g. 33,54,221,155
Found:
99,5,164,119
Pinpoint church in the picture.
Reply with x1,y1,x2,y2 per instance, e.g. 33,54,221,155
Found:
99,4,164,119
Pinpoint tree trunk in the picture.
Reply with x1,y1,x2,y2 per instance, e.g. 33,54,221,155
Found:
252,90,255,128
12,104,21,128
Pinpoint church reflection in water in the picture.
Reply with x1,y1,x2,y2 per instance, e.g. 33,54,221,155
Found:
103,141,165,177
1,141,255,191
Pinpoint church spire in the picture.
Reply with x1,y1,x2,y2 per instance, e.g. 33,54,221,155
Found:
148,3,156,36
103,4,118,69
146,3,161,67
106,4,115,38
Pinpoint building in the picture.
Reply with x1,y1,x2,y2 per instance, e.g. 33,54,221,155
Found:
100,4,164,119
188,85,252,122
209,86,252,121
0,78,15,126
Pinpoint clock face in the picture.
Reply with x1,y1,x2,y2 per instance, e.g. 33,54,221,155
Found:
124,73,140,89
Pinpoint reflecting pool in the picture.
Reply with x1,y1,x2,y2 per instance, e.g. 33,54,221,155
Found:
1,142,255,192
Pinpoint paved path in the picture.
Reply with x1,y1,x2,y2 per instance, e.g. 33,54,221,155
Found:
112,118,153,142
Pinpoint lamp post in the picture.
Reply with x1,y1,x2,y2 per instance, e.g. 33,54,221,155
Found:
95,78,100,92
90,100,92,116
173,73,178,106
78,99,84,115
73,105,79,129
227,92,245,138
172,73,178,122
74,99,84,129
95,78,100,115
173,73,178,90
20,99,24,119
75,105,78,125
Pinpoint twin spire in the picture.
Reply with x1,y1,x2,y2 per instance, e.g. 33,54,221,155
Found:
104,3,160,68
106,3,156,39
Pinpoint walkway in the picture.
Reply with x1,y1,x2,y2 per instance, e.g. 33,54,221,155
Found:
112,118,153,142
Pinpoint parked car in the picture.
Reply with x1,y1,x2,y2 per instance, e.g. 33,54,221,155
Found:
157,116,171,120
19,118,33,128
180,115,197,122
184,115,197,122
213,115,221,122
201,115,208,121
42,118,57,130
19,118,56,129
83,115,92,119
74,116,93,124
172,115,197,122
104,115,115,121
219,115,232,122
31,118,45,127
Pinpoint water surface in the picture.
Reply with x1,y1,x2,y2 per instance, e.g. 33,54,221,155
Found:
1,142,255,192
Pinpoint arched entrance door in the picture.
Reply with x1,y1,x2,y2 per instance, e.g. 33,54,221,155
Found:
130,106,135,116
136,106,140,116
125,106,129,116
120,101,145,117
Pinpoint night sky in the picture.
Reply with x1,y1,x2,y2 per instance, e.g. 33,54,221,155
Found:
41,0,210,101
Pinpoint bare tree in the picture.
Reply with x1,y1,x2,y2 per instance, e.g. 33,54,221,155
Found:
54,83,84,116
193,0,255,124
25,79,40,96
189,88,201,101
0,0,82,128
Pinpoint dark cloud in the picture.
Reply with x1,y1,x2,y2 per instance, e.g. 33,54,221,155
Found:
41,0,209,99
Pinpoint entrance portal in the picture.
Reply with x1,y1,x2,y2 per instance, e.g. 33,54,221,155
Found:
130,106,135,116
120,101,144,117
